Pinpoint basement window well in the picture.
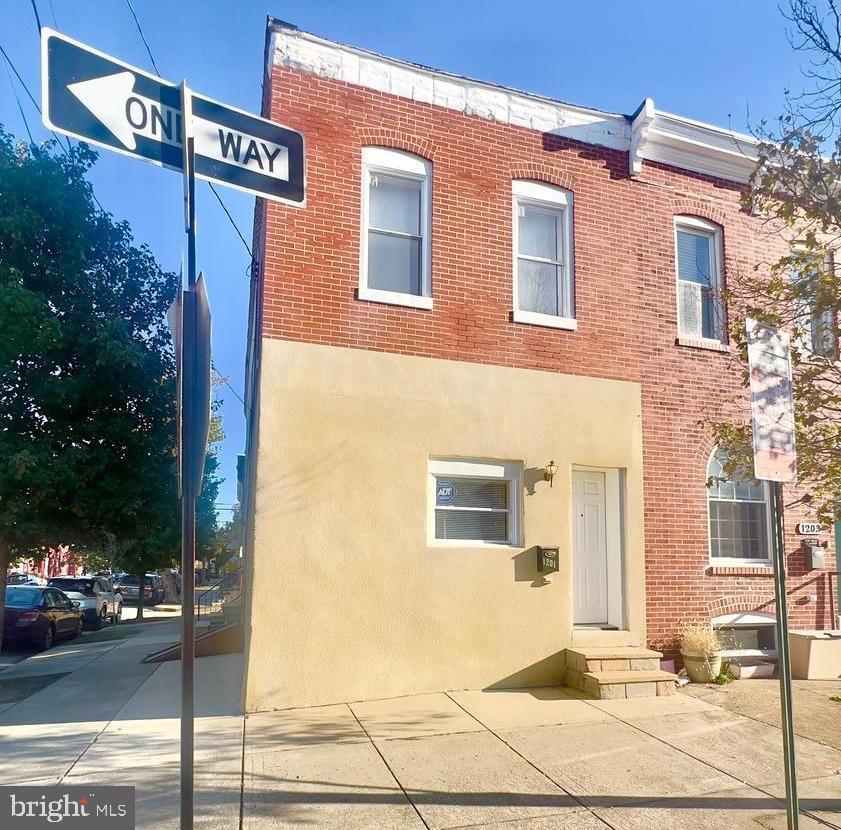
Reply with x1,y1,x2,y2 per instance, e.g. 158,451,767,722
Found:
712,612,777,659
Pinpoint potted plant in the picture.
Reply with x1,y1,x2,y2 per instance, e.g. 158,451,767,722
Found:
680,622,723,683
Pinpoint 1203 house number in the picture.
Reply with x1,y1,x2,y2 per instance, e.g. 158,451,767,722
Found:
796,522,824,536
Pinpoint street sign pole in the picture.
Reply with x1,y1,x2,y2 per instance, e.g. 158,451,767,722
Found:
41,29,299,830
180,80,196,830
771,480,799,830
746,318,799,830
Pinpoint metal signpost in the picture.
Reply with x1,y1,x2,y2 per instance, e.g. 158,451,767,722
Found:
746,318,799,830
41,27,305,830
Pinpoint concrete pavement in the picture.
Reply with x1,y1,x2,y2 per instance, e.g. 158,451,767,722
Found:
3,630,841,829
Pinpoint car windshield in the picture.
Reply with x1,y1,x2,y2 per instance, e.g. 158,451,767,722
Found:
5,587,41,608
120,576,154,586
48,579,93,593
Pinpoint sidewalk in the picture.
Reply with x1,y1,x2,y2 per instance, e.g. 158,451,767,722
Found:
2,632,841,829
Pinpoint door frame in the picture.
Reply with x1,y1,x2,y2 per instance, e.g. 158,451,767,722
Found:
571,465,626,630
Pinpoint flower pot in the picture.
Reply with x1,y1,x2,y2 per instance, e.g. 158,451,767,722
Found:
681,650,723,683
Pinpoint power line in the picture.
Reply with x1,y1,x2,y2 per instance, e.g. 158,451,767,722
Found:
5,64,34,144
0,40,77,159
122,0,252,258
29,0,43,35
124,0,161,76
208,183,252,257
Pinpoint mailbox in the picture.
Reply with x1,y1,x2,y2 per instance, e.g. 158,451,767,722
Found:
808,543,825,571
537,547,560,574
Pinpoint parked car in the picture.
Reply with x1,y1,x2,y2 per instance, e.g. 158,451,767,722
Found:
6,572,46,586
47,576,122,628
3,586,83,650
116,574,165,606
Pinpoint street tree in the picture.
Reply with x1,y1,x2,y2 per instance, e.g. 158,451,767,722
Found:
0,130,181,637
712,0,841,523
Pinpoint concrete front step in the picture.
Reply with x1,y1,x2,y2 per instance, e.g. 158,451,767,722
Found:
566,646,663,674
582,669,677,700
564,646,677,699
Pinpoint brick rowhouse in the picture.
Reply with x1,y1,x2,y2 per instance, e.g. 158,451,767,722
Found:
250,22,837,662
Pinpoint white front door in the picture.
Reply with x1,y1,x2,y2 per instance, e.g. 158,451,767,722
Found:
572,470,609,625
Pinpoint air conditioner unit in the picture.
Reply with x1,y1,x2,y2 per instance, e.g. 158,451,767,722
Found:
679,281,704,338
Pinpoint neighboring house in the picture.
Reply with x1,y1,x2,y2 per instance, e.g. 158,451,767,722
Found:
240,19,838,710
16,545,80,580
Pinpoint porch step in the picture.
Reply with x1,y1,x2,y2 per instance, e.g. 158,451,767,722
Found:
581,669,677,700
563,646,676,699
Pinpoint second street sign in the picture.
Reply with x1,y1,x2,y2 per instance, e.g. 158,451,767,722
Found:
41,28,305,205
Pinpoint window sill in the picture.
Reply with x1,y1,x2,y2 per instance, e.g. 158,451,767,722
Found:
676,336,729,353
512,309,578,331
357,286,433,310
706,565,774,576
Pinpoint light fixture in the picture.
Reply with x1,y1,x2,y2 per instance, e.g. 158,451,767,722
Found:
544,460,558,488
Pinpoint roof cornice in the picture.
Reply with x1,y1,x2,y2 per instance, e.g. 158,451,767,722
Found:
268,20,759,185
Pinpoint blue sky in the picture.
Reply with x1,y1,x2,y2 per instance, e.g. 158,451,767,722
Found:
2,0,805,516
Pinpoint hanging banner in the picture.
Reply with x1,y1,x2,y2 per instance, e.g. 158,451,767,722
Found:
746,318,797,483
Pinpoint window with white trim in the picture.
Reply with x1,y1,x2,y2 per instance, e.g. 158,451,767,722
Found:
429,459,521,546
793,251,837,357
360,147,432,309
512,180,575,330
712,612,777,658
707,448,773,564
675,216,725,342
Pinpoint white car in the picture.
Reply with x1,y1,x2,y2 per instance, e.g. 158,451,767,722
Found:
47,576,122,628
7,572,47,586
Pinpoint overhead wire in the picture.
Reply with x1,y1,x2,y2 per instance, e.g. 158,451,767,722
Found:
121,0,251,415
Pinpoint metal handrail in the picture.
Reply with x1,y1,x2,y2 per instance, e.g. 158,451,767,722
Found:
195,567,243,620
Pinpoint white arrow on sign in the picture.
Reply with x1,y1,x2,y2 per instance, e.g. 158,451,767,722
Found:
67,71,290,181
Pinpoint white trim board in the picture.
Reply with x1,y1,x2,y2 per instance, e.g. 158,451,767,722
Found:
269,22,759,184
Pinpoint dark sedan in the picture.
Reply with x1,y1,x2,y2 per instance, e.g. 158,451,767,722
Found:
3,586,84,650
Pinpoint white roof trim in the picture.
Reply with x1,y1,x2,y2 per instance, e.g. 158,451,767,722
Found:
269,25,630,152
631,104,758,183
269,21,760,184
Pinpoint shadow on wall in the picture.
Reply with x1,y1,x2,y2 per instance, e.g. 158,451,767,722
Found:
512,547,552,588
484,651,565,690
523,467,545,496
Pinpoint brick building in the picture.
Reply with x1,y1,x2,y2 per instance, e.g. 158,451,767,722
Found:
241,20,838,710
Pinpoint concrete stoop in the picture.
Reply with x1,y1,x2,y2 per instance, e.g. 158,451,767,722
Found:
564,646,677,699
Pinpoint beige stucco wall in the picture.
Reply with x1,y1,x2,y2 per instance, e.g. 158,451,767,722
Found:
243,339,647,711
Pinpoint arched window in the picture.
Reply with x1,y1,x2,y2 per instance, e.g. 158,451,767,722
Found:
512,180,575,330
707,448,773,564
359,147,432,309
674,216,725,343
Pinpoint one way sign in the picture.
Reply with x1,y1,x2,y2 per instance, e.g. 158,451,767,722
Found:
41,28,305,205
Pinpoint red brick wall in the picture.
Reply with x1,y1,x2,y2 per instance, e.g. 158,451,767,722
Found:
257,63,838,653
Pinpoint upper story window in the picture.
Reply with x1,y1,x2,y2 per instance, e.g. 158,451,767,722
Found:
674,216,725,343
359,147,432,310
512,180,575,330
793,251,837,357
707,447,772,565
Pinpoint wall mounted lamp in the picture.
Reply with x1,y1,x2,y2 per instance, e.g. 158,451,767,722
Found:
544,460,558,488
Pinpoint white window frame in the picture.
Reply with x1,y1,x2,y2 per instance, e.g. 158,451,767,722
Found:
706,448,773,567
792,247,838,357
674,216,726,345
712,612,777,659
512,180,576,331
428,458,522,548
359,147,432,310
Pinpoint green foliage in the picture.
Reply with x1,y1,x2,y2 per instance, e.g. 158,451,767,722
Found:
830,695,841,702
711,2,841,523
0,128,192,632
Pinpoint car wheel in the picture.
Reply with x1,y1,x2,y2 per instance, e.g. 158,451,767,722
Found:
73,619,83,640
112,604,121,625
95,606,107,630
40,625,54,651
